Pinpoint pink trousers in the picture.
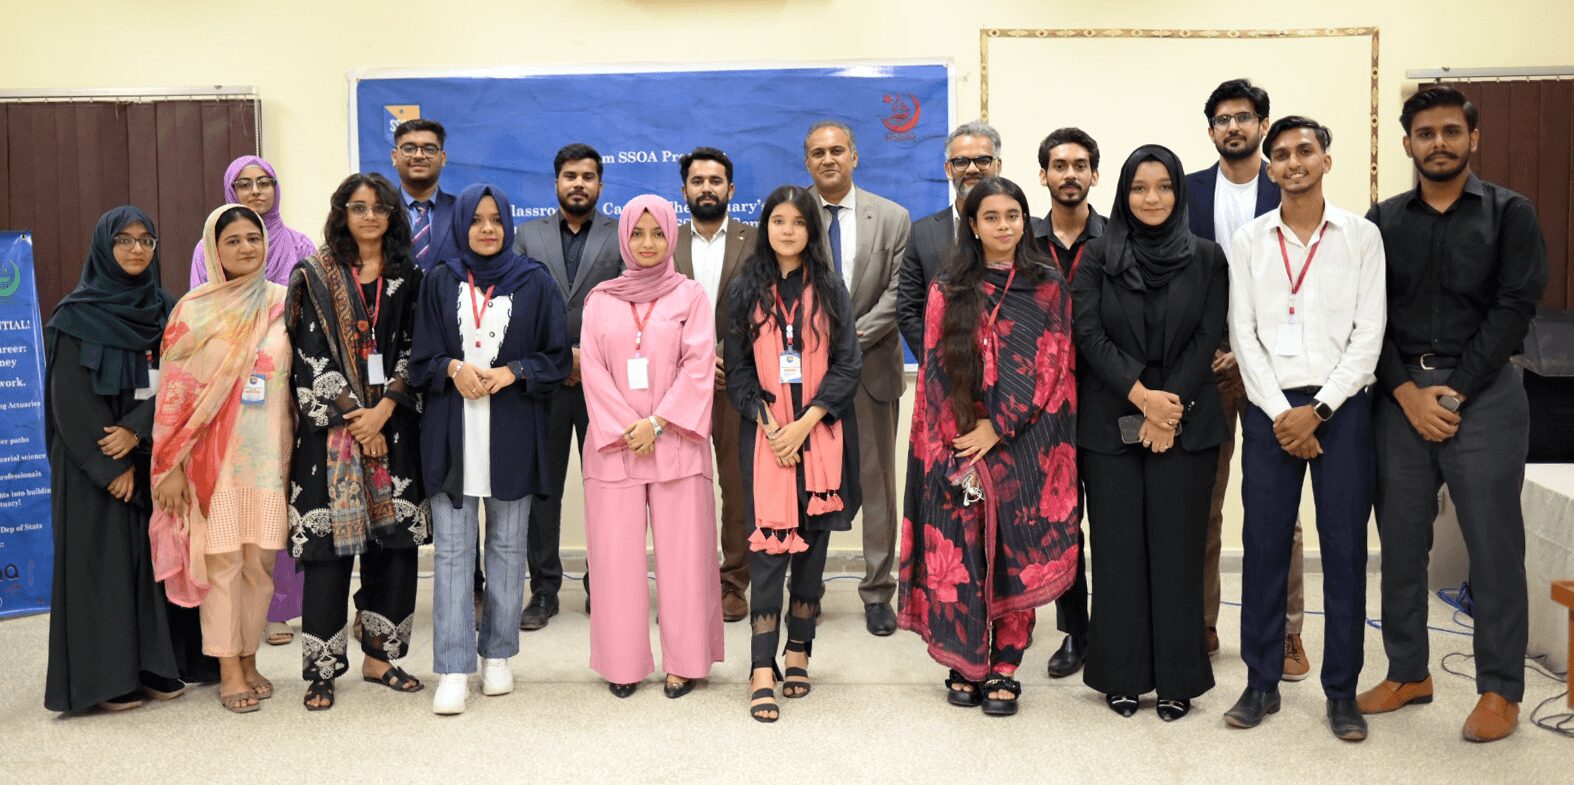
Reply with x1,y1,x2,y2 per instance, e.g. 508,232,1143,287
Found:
585,475,724,684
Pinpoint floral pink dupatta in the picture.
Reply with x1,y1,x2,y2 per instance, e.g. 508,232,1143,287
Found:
149,205,285,607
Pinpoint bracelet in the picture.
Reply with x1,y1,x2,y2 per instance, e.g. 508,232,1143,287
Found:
448,361,461,379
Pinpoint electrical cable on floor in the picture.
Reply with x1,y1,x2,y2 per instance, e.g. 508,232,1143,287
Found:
1439,651,1572,738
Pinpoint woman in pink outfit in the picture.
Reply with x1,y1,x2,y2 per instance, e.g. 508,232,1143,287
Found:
580,194,724,699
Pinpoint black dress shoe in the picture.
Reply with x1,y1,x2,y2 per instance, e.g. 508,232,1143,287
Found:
1045,635,1086,678
664,679,694,699
519,593,559,631
864,602,897,636
608,682,637,698
1327,698,1369,741
1223,687,1281,728
1156,698,1191,722
1105,694,1139,717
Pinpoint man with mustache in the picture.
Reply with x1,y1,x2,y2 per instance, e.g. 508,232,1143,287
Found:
1030,127,1104,679
671,146,757,622
897,120,1001,355
804,120,910,636
1184,79,1307,681
1357,87,1547,743
513,143,625,630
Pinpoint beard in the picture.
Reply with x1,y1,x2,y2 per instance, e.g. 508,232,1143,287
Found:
559,194,595,217
689,198,728,222
1051,185,1087,209
1416,150,1471,182
1216,133,1261,162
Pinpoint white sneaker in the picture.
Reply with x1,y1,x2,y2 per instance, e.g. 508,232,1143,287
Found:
432,673,468,715
481,658,515,696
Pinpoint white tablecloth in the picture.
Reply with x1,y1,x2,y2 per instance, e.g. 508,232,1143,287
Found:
1523,464,1574,672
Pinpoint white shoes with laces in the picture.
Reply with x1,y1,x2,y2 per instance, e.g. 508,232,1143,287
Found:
433,673,468,715
482,658,515,696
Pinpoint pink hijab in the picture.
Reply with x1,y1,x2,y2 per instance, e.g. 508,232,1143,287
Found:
593,195,685,303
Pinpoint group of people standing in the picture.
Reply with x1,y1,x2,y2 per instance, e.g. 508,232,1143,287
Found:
43,79,1545,744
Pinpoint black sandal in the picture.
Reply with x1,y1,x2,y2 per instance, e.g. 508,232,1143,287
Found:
363,666,423,693
981,675,1021,717
303,679,334,711
782,640,812,699
946,669,982,708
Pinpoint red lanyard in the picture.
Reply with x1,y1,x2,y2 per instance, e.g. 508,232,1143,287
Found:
630,300,657,353
1276,225,1327,316
983,264,1019,338
467,271,496,348
1048,243,1085,281
353,275,383,351
773,287,802,350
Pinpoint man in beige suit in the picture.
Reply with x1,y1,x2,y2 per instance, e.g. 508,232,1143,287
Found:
671,146,757,623
804,120,911,636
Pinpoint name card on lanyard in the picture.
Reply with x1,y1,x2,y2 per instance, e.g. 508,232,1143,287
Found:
355,275,387,386
1274,225,1325,357
627,300,656,390
774,288,803,384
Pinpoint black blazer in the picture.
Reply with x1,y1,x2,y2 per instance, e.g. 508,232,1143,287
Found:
1184,161,1280,243
1071,238,1230,454
896,207,955,356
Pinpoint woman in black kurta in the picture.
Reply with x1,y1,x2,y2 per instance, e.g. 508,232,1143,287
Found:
286,173,429,709
725,185,861,723
44,206,185,713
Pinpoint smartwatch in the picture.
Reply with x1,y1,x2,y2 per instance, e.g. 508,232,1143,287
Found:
1313,401,1334,422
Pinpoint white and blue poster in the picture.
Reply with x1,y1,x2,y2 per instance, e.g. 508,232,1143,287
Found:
0,233,52,619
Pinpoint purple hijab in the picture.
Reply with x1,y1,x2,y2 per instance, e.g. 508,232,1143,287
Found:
189,155,317,287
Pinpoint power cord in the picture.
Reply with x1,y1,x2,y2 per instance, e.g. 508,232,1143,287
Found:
1439,652,1572,738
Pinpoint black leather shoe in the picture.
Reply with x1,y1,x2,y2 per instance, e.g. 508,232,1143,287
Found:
864,602,897,636
1328,698,1369,741
1156,698,1191,722
1105,694,1139,717
1045,635,1086,678
1223,687,1281,729
608,682,637,698
519,593,559,631
663,678,694,699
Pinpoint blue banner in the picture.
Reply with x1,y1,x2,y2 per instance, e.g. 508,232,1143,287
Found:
0,233,52,619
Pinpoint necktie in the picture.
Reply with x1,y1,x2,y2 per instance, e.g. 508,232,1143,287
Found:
825,204,843,275
412,201,432,265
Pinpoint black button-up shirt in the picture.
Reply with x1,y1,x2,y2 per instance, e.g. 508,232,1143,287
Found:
559,214,590,285
1033,207,1107,280
1366,174,1548,398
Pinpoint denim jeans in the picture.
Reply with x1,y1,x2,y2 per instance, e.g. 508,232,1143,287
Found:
432,493,531,674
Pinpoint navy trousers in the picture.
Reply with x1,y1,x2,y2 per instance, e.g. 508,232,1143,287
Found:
1240,389,1372,699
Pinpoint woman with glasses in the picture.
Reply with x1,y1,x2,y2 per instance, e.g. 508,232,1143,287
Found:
189,154,318,647
286,173,429,710
44,206,184,714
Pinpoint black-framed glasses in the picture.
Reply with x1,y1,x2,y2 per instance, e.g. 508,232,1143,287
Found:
232,176,276,193
111,235,157,250
1211,111,1261,129
398,143,442,158
948,155,996,170
345,202,395,219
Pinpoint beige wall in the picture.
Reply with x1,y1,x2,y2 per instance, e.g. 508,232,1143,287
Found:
4,0,1568,559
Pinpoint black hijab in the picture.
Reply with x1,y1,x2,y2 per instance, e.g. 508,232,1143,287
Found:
1104,144,1196,291
46,206,175,395
444,183,536,293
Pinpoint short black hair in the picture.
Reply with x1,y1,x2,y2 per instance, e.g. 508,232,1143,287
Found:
1037,127,1101,172
393,118,446,146
1204,78,1270,122
553,143,603,177
1400,87,1479,134
679,146,733,183
1263,116,1333,155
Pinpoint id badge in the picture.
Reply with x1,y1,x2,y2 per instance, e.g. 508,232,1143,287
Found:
627,356,650,390
366,353,387,386
241,374,267,405
779,351,803,384
1274,316,1305,357
134,368,160,401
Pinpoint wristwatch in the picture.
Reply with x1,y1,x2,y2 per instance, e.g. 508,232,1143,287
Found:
648,416,664,437
1313,401,1334,422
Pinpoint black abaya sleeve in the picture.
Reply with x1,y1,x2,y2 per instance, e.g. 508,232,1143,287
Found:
49,334,130,487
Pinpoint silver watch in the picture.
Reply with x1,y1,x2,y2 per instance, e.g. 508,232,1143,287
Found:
648,416,664,437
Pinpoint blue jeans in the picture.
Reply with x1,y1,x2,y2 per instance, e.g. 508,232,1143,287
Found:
432,494,531,674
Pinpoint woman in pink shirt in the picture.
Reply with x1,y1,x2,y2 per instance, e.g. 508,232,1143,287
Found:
579,194,724,699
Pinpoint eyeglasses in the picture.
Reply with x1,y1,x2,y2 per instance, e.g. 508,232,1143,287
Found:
345,202,395,219
1211,112,1261,129
112,235,157,250
232,177,276,193
948,155,997,171
398,143,442,158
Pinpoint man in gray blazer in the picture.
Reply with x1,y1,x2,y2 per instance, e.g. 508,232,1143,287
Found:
671,146,757,623
805,120,911,636
513,143,624,630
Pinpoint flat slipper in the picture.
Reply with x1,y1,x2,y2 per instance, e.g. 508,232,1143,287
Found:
363,666,423,693
304,679,335,711
265,622,294,646
248,678,274,700
220,692,260,714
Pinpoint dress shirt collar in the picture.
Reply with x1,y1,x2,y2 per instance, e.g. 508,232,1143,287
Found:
1400,172,1485,213
1266,199,1356,246
818,185,858,215
692,216,730,245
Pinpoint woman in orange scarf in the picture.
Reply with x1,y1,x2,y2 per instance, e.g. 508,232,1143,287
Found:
724,185,862,723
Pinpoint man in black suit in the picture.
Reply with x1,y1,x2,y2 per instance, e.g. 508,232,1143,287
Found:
897,120,1002,356
1184,78,1305,679
391,118,459,270
513,143,624,630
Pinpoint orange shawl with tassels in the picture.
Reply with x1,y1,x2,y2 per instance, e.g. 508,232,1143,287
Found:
748,282,844,554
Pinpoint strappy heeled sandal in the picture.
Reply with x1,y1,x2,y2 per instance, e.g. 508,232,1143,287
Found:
981,674,1022,717
946,669,982,708
782,640,812,699
303,679,335,711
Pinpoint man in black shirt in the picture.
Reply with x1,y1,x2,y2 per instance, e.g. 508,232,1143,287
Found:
1357,87,1548,743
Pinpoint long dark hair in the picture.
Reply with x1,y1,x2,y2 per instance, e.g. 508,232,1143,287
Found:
937,177,1052,431
730,185,844,345
322,172,414,278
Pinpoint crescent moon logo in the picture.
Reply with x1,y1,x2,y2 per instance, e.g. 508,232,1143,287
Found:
0,261,21,298
881,94,922,134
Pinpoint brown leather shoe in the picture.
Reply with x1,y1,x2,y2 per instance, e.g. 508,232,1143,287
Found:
1205,626,1220,658
1356,675,1434,714
1281,634,1310,682
722,590,748,623
1462,692,1518,742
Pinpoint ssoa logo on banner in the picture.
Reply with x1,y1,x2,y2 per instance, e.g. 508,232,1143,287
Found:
882,93,922,141
384,104,422,145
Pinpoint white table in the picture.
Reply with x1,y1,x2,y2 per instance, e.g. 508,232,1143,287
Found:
1523,464,1574,672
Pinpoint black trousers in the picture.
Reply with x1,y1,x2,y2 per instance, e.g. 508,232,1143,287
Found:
528,384,590,597
1054,525,1089,638
749,528,831,674
300,547,418,681
1082,446,1217,701
1375,364,1529,701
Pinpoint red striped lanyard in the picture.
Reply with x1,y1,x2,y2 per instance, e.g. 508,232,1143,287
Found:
352,275,383,352
630,300,656,354
467,271,496,348
773,288,801,350
982,264,1019,344
1276,225,1327,317
1048,243,1085,281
